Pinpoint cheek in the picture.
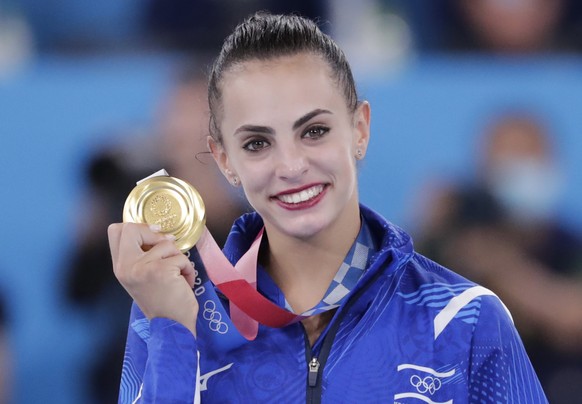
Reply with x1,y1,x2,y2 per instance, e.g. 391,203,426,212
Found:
236,161,269,192
324,140,357,169
239,169,271,211
313,149,357,184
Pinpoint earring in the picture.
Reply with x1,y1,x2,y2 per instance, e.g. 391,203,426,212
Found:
226,170,238,186
356,149,363,159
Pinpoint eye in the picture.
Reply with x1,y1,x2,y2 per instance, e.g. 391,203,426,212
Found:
303,125,330,140
242,138,270,152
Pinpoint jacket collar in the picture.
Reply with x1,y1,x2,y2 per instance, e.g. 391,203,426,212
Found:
223,204,414,276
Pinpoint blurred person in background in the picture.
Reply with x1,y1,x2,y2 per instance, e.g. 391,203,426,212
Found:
414,111,582,402
451,0,571,53
391,0,582,54
64,60,250,403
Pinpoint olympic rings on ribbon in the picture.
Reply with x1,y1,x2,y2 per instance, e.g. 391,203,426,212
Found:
202,300,229,334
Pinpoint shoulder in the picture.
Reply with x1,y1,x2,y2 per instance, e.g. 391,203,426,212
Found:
396,252,516,340
401,251,476,294
360,204,515,340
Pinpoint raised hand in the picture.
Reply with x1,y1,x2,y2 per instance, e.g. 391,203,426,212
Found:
108,222,199,336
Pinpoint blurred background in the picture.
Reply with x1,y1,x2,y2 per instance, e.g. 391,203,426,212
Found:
1,0,582,402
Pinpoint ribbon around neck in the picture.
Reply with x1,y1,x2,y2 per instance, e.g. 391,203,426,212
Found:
191,227,309,351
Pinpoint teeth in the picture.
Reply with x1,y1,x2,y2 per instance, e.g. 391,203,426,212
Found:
278,185,324,204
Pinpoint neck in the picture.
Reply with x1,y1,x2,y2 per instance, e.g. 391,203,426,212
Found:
263,207,361,314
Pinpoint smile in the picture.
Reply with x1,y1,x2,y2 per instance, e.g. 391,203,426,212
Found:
276,184,325,204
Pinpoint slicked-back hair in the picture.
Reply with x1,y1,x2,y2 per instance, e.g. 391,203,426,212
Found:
208,12,358,142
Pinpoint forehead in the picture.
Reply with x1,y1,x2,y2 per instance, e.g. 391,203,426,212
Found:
224,52,333,86
219,53,347,126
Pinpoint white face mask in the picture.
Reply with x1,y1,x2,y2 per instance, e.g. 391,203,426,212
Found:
487,158,564,224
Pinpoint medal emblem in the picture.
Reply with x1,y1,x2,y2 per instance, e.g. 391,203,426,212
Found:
123,174,206,252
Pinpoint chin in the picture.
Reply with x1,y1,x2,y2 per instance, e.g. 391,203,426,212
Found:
259,197,348,240
277,215,331,240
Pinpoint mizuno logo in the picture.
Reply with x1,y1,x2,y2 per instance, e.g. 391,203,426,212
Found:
200,363,233,391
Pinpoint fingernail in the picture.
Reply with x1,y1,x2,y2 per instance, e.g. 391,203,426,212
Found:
149,224,162,232
165,233,176,240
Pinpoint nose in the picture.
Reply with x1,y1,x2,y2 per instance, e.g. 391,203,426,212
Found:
275,142,308,181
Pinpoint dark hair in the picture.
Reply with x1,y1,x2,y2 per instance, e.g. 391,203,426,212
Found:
208,12,358,142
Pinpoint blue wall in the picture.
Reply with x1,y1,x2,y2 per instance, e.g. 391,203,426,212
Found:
1,54,581,402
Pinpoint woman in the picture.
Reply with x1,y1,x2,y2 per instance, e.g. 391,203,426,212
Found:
108,12,547,403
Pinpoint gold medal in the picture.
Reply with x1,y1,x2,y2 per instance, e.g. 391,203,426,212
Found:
123,174,206,253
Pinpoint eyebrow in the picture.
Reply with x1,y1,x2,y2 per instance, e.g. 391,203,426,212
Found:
233,108,332,136
292,109,332,130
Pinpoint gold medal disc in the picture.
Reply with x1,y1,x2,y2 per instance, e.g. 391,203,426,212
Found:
123,175,206,253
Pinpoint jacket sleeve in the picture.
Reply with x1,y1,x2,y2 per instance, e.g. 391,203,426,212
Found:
468,296,548,403
119,302,200,404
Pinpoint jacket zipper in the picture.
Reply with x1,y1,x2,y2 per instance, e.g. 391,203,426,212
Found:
303,261,390,404
304,325,325,403
308,357,320,387
304,330,318,403
304,312,344,404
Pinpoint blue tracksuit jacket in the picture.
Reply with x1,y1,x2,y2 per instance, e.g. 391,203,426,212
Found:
119,205,547,403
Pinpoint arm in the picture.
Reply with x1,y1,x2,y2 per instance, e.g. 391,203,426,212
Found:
120,302,200,404
468,296,548,403
108,222,201,403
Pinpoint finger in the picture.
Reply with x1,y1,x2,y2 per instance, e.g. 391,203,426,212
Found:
181,260,196,288
118,222,175,256
145,239,183,261
161,254,197,288
107,223,123,262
